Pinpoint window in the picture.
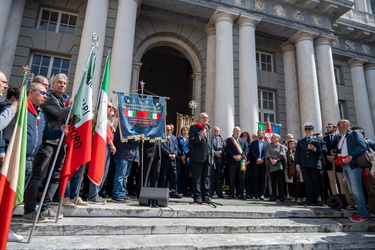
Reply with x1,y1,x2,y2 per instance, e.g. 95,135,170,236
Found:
30,53,70,78
37,8,77,35
370,0,375,14
258,89,276,123
334,66,342,85
338,101,345,119
256,52,273,72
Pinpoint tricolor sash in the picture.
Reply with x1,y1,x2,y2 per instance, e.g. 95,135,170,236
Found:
230,136,247,171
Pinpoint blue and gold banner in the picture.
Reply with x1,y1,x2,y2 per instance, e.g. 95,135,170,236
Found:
117,93,166,141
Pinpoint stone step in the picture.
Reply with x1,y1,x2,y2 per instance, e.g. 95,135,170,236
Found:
7,232,375,249
10,216,375,236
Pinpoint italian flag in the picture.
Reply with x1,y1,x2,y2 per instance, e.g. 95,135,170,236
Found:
88,54,110,185
0,83,27,248
124,110,161,119
124,110,136,117
59,48,95,196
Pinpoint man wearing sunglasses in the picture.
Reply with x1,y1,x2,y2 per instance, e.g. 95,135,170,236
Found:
24,74,72,222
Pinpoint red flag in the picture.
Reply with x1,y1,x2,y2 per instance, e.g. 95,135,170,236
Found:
59,49,95,196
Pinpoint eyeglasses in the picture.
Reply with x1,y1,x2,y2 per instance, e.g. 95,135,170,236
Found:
108,106,113,108
39,91,47,95
304,128,313,131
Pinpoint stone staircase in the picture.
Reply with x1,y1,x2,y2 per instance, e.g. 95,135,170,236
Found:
7,197,375,249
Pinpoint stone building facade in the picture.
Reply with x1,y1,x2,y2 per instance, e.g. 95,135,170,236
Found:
0,0,374,138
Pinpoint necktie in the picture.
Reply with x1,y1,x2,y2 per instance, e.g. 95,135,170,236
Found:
307,137,310,144
330,135,334,143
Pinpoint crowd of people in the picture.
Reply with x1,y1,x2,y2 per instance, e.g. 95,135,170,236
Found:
1,70,374,242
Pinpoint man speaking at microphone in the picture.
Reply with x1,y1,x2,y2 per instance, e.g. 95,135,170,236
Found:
189,112,213,204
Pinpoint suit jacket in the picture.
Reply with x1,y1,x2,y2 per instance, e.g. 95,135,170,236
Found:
295,137,324,168
188,124,213,164
249,140,269,166
213,135,226,165
161,136,179,167
323,134,340,170
225,136,249,165
342,130,367,169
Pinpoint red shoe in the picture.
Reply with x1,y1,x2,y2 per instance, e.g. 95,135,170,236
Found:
350,216,369,223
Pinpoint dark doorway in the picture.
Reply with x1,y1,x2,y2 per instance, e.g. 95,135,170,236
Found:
139,47,193,128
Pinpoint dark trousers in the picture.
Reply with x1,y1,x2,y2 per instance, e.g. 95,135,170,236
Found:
158,162,178,194
228,164,245,196
24,143,65,214
178,159,190,195
251,164,266,197
210,159,224,196
269,169,285,200
301,167,322,203
245,164,253,196
141,156,161,188
191,161,210,200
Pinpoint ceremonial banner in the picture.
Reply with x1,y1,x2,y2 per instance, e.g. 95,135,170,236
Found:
117,93,166,141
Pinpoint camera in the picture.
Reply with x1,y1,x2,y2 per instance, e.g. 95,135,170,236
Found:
332,148,341,154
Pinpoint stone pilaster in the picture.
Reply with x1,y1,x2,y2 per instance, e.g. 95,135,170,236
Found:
0,0,13,52
281,42,301,138
315,35,341,127
237,13,261,135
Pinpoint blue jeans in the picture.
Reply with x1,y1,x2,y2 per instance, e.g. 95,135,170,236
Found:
88,147,111,198
25,159,33,188
112,159,132,197
64,166,83,199
343,164,368,218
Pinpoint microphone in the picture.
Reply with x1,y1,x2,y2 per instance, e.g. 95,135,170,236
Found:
313,132,321,136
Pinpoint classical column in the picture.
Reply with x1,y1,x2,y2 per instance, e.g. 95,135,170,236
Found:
365,62,375,131
315,35,341,127
281,42,301,139
204,23,216,124
0,0,13,52
210,8,238,138
192,72,202,116
290,30,322,133
349,58,375,140
0,0,26,77
72,0,109,102
109,0,141,102
237,14,261,135
131,62,143,92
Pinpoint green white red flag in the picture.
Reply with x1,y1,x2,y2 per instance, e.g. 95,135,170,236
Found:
59,48,95,196
88,54,110,185
0,83,27,249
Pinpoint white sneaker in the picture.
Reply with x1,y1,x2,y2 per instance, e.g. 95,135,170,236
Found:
8,230,23,242
41,207,63,219
62,198,75,208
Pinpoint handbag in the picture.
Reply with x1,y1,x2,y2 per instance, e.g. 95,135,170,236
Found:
352,133,373,169
267,161,282,173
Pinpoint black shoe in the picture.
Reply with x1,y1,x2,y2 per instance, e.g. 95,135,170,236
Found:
280,199,285,202
228,195,234,199
218,194,225,198
203,197,212,203
183,193,191,197
239,195,247,200
195,197,203,204
259,196,265,200
170,193,182,199
111,196,126,203
269,198,276,201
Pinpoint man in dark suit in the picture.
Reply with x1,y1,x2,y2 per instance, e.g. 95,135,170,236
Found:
225,126,249,199
189,112,213,204
323,123,340,196
159,124,181,198
295,122,325,205
249,129,269,200
140,140,161,190
210,126,226,198
334,120,368,222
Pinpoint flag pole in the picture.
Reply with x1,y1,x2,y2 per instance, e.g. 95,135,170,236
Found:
27,35,99,243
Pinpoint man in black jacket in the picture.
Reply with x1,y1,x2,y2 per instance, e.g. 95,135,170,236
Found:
189,112,213,204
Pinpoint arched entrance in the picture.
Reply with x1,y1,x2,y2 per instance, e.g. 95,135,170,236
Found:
139,46,193,127
132,36,203,130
